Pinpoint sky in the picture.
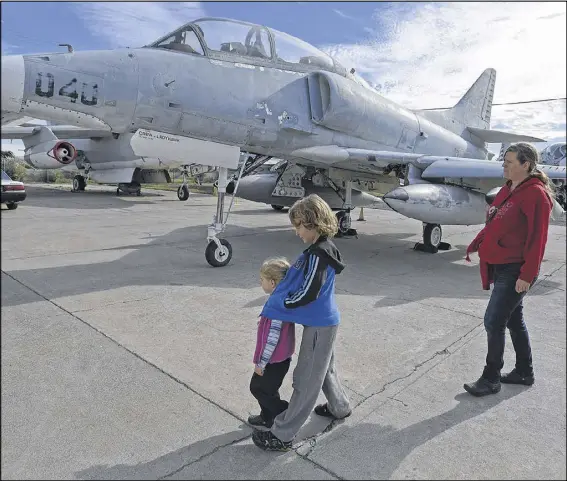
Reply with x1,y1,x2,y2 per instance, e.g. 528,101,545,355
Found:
1,1,566,156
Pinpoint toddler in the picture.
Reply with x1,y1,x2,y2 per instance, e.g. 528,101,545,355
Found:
249,257,295,428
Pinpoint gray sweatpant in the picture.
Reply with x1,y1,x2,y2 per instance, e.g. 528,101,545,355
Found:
271,324,351,443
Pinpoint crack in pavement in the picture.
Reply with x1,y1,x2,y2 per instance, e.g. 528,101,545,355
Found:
389,397,409,407
158,433,253,480
69,296,160,313
529,263,566,295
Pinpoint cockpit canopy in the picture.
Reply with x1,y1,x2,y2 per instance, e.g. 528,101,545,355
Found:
147,17,347,76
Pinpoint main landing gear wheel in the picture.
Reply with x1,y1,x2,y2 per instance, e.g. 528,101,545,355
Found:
414,223,451,253
205,238,233,267
177,167,191,201
335,210,357,238
72,175,86,192
177,184,190,201
271,204,284,211
116,183,141,196
557,186,566,210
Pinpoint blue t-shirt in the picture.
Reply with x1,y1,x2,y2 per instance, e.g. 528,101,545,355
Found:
261,236,345,327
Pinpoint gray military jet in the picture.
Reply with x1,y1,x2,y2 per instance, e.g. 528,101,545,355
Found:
2,17,565,267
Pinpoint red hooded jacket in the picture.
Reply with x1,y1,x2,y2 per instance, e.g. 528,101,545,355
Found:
466,177,553,290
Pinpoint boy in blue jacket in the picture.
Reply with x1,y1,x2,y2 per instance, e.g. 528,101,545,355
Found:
252,194,352,452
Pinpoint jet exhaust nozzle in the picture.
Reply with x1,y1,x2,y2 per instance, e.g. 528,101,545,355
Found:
50,141,77,165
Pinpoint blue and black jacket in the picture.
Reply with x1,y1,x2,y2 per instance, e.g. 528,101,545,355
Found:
261,236,345,327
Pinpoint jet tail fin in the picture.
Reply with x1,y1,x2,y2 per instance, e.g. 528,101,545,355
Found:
416,69,496,135
496,142,510,162
451,68,496,130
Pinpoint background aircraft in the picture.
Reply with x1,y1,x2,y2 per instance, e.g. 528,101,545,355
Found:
540,142,566,209
0,123,222,198
2,16,565,267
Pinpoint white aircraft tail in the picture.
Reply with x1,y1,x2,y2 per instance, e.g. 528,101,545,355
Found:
417,69,545,146
450,68,496,130
416,68,496,134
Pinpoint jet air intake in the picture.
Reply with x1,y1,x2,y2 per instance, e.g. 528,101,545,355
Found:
307,71,421,147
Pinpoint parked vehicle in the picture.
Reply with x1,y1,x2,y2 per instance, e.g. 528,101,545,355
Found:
1,170,26,210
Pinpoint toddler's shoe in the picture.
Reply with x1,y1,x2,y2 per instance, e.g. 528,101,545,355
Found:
247,414,273,428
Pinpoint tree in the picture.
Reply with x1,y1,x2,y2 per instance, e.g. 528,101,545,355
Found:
1,150,15,161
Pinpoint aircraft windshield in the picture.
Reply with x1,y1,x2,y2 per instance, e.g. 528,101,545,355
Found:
150,18,353,77
151,26,205,55
269,27,335,70
193,19,272,59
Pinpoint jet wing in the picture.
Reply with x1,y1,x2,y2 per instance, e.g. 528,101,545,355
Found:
291,145,567,179
291,146,423,169
466,127,545,143
1,125,112,140
421,159,567,179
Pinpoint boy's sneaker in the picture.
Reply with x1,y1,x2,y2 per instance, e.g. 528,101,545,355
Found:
500,369,535,386
247,414,273,428
252,429,292,452
314,403,352,419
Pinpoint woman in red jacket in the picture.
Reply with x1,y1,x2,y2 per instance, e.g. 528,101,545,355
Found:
464,142,555,397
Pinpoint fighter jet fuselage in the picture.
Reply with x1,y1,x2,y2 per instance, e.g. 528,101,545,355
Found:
3,17,487,176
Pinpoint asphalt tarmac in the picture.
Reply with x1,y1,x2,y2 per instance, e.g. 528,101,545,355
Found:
2,184,565,480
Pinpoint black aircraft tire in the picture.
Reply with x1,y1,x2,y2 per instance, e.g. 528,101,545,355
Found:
178,185,190,201
336,211,351,235
423,223,442,249
73,175,86,192
205,239,233,267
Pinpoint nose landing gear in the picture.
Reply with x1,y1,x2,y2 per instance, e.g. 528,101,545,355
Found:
204,160,247,267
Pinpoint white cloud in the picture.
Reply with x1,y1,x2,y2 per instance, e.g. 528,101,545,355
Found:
1,140,25,157
333,9,357,21
74,2,207,49
320,2,566,143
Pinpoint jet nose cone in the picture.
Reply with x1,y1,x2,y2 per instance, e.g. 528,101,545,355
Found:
1,55,26,115
384,187,409,202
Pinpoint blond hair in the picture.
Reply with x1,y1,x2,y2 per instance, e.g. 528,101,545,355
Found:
288,194,338,238
505,142,555,198
260,257,290,283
